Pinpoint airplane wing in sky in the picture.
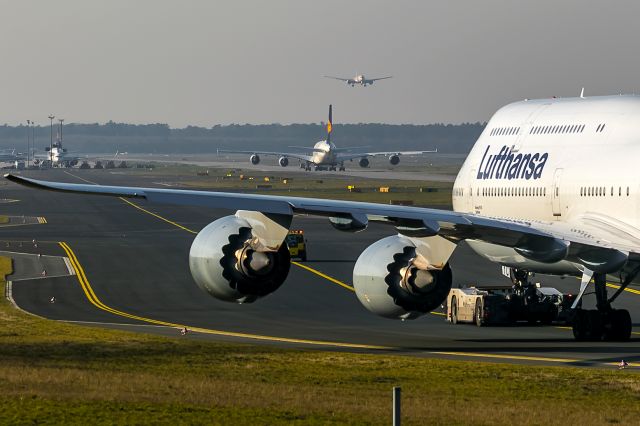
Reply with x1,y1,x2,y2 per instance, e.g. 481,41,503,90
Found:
323,76,350,82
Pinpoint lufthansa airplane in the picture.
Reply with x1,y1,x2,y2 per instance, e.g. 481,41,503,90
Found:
218,105,435,171
6,94,640,341
324,74,392,87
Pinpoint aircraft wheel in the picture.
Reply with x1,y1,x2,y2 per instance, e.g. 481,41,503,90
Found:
604,309,632,341
474,299,483,327
572,309,589,341
450,296,458,325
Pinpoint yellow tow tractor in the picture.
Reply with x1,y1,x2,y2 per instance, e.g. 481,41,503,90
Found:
285,229,307,261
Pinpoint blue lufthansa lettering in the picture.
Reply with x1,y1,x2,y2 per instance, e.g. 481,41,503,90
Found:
476,145,548,180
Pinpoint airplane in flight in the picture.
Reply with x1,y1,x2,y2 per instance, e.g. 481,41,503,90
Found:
8,93,640,341
324,74,392,87
218,105,436,171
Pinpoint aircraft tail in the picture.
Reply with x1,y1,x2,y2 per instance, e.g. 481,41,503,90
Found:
326,104,332,143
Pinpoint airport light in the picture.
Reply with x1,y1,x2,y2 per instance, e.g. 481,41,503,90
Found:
58,118,64,143
26,120,30,167
48,115,55,164
31,121,35,168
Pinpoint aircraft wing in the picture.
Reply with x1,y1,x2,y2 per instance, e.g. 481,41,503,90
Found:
217,149,313,163
367,76,392,82
336,149,437,162
4,174,635,272
323,76,350,82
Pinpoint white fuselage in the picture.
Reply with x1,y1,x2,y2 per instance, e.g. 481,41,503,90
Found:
452,95,640,275
311,140,338,165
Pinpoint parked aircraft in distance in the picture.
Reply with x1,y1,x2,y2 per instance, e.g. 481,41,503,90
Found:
218,105,436,171
0,149,25,163
324,74,392,87
32,134,81,167
9,93,640,342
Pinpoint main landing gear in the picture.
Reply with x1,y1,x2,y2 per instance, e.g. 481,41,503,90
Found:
571,270,633,341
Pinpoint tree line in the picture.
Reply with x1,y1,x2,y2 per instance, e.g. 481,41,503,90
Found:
0,122,485,154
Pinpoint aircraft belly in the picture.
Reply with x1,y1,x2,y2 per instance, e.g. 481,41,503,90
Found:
465,239,581,276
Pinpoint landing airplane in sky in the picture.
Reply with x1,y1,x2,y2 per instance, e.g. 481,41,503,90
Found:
218,105,435,171
7,93,640,341
324,74,392,87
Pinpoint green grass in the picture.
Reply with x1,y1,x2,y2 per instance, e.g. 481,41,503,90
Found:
0,292,638,425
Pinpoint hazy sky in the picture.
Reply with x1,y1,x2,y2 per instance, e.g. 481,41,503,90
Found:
2,1,640,127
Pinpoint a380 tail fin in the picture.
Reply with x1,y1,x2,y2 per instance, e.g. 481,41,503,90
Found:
326,104,332,143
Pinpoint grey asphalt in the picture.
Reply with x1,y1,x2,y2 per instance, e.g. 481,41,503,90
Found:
2,168,639,368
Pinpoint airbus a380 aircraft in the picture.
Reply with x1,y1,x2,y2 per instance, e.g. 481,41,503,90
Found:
7,94,640,341
219,105,435,171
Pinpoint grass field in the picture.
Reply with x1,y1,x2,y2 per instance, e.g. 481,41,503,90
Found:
1,255,639,424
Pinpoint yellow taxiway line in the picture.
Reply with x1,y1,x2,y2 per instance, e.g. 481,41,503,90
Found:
58,241,389,350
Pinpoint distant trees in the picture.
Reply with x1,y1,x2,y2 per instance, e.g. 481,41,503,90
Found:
0,121,484,154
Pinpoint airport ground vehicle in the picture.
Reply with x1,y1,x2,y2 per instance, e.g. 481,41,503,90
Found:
447,285,575,326
285,230,307,261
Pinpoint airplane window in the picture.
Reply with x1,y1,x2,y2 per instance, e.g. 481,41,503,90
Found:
580,187,583,196
627,187,630,196
588,187,591,196
619,187,621,196
580,124,585,132
611,187,613,196
544,188,546,196
602,124,606,132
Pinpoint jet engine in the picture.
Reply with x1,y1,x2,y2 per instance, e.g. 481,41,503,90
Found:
359,157,369,168
353,235,452,319
250,154,260,165
189,216,291,303
278,156,289,167
388,155,400,165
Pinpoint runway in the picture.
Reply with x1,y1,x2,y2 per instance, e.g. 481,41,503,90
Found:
2,169,639,368
122,153,460,182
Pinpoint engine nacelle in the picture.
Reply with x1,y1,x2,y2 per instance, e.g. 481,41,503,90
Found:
359,157,369,168
353,235,452,319
278,156,289,167
250,154,260,165
389,155,400,165
189,215,291,303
